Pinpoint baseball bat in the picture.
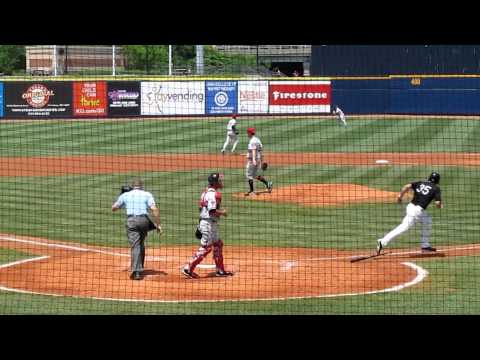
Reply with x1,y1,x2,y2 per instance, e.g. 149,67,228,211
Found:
350,252,386,263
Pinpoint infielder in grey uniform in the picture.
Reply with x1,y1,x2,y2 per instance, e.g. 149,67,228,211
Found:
376,172,443,255
112,178,162,280
245,127,273,196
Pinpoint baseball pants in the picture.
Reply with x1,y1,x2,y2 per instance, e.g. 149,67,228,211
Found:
337,114,347,126
187,219,225,272
221,133,239,153
246,161,262,180
379,203,433,248
126,216,150,273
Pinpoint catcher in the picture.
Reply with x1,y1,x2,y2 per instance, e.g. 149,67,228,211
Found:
245,127,273,196
182,172,233,279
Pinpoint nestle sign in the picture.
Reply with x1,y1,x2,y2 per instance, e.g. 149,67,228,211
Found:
269,81,331,113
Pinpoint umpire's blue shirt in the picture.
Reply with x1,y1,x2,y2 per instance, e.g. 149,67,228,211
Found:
113,189,156,216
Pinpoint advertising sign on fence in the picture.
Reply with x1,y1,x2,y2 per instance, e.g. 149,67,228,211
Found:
107,82,141,117
141,81,205,115
238,80,269,114
205,81,237,114
0,83,3,118
4,82,72,118
73,81,107,117
269,81,331,113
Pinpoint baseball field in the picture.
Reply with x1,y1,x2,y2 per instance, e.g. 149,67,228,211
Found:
0,116,479,314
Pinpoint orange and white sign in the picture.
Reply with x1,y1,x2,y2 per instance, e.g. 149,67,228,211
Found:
73,81,107,117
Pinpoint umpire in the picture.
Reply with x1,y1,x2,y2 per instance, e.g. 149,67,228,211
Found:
112,178,162,280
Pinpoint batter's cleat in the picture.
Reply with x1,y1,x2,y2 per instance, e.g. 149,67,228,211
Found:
376,240,383,255
421,246,437,252
244,191,256,197
182,267,199,279
216,270,234,277
221,150,225,155
130,271,143,280
267,181,273,193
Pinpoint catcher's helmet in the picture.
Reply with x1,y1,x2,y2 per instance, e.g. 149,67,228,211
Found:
208,172,222,186
428,172,440,184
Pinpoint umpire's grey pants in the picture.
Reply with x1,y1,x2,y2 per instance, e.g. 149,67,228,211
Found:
126,216,150,273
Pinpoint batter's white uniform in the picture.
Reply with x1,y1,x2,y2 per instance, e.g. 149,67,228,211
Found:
246,135,263,180
221,118,239,153
333,106,347,127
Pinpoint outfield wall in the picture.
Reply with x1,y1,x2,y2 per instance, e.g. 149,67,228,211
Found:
0,76,480,119
332,76,480,115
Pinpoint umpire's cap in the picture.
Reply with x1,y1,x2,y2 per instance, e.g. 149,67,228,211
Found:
428,172,440,184
247,127,256,135
208,172,223,186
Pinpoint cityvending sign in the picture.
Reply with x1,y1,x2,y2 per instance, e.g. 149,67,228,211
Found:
141,81,205,115
205,81,237,114
238,80,269,114
269,81,331,113
73,81,107,117
4,82,72,118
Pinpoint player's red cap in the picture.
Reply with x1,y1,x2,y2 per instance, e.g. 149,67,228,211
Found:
247,127,256,135
231,113,237,118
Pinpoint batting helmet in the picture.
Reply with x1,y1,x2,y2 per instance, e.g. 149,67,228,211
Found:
428,172,440,184
247,127,256,135
208,172,222,186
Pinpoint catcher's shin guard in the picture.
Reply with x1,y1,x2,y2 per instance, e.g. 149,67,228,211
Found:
188,245,212,271
213,240,225,272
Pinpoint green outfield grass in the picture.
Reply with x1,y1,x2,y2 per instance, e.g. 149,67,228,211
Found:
0,116,479,314
0,117,478,156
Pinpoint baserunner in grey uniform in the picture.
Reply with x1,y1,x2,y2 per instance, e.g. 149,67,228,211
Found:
112,178,162,280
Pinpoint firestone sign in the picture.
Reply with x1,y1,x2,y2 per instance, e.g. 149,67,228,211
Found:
269,81,331,113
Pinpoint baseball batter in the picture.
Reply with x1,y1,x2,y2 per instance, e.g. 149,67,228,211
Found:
245,127,273,196
221,114,239,154
376,172,443,254
182,173,234,279
332,105,347,127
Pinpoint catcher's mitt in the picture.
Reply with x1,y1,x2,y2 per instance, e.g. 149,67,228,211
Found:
195,226,202,239
261,162,268,171
121,185,133,194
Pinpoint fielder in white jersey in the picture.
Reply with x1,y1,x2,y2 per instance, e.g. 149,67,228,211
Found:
332,105,347,127
245,127,273,196
221,114,239,154
182,172,233,279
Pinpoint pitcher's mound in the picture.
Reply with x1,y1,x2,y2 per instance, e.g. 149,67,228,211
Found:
234,184,397,207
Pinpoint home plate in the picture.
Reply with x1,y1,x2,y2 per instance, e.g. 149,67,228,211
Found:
375,159,390,165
